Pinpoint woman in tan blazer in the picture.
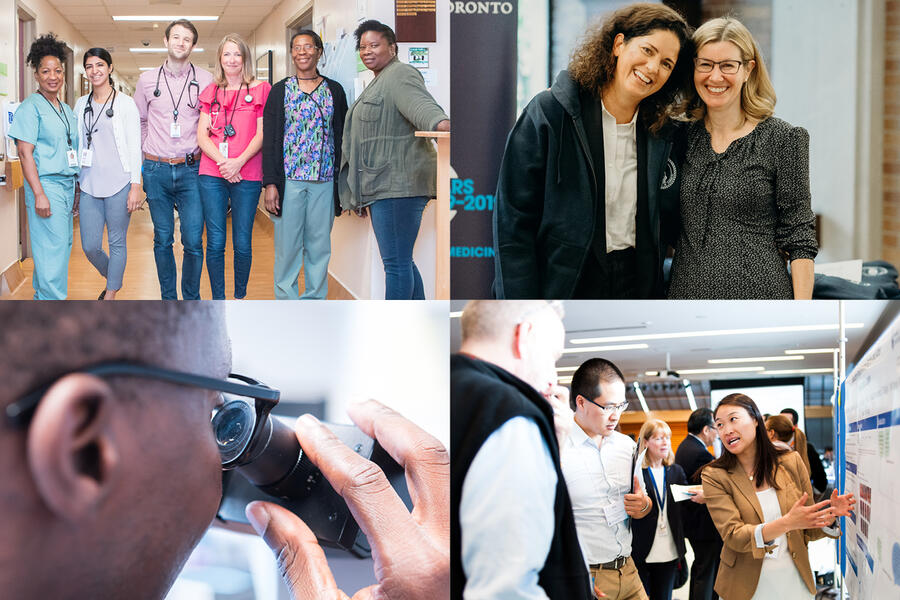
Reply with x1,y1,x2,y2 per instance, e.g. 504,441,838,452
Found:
700,393,855,600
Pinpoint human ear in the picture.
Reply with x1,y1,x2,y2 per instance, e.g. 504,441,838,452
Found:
512,321,532,359
612,33,625,57
26,374,121,521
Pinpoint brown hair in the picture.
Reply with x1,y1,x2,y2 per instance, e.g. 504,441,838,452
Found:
568,2,693,133
766,414,810,475
703,393,788,489
165,19,199,46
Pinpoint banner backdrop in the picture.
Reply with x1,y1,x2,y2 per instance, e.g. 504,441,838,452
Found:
449,1,517,298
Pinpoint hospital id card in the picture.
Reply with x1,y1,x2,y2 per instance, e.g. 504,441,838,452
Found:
66,149,78,168
80,148,93,167
170,122,182,138
602,501,628,526
219,142,229,159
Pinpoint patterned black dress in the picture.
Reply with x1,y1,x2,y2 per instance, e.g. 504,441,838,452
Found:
668,117,818,299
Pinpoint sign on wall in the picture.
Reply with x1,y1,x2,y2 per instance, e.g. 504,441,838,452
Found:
396,0,436,42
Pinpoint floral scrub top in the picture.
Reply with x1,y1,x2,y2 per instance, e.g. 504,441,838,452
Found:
283,76,335,181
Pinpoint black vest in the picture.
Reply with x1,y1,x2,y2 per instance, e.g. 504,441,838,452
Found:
450,354,591,600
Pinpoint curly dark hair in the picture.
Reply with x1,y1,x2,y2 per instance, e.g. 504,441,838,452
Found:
27,33,67,71
569,3,693,133
354,19,397,50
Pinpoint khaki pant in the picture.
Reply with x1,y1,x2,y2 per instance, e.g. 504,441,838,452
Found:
590,556,648,600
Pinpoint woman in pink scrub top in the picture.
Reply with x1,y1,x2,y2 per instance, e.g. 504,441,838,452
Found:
197,33,271,299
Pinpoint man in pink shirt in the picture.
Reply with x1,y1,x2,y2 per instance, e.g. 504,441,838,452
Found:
133,19,213,299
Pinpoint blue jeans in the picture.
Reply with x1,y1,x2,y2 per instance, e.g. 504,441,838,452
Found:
199,175,261,299
142,158,204,299
79,183,131,291
368,196,428,300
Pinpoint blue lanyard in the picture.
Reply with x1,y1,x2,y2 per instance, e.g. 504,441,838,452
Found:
646,467,667,512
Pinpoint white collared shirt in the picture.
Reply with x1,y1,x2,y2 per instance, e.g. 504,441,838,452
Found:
600,100,638,251
560,421,636,564
461,417,556,600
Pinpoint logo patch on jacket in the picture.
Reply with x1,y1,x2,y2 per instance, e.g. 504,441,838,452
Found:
660,158,677,190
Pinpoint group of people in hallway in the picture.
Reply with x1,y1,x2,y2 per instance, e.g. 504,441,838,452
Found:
9,18,449,300
451,300,854,600
492,3,818,300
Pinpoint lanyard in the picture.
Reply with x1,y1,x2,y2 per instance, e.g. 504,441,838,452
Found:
646,467,667,513
214,84,245,137
161,65,193,122
84,89,114,149
39,93,72,147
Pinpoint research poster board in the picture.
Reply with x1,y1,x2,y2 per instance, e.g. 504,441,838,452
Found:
842,315,900,598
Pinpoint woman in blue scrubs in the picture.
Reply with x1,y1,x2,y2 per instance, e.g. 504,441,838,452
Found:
8,33,79,300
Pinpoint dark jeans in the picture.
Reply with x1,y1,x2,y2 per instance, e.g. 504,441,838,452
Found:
687,539,721,600
636,558,678,600
142,158,204,299
368,196,428,300
573,246,638,299
199,175,261,299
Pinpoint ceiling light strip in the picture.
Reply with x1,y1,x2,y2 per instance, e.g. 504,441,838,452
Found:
570,323,864,344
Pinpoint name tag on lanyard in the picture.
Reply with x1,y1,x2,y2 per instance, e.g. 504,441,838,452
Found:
80,147,93,167
170,121,182,138
66,148,79,168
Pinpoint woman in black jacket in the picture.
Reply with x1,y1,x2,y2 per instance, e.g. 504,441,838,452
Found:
632,419,688,600
261,29,348,299
492,3,693,299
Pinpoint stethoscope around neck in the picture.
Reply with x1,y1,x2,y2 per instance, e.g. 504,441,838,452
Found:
210,82,254,138
153,63,200,111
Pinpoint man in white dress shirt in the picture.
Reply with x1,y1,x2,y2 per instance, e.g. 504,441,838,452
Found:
451,300,592,600
561,357,653,600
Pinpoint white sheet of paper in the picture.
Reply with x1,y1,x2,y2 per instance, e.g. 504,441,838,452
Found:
815,259,863,284
671,484,703,502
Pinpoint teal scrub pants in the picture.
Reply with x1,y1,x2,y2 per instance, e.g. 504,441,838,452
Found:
273,180,334,299
24,175,75,300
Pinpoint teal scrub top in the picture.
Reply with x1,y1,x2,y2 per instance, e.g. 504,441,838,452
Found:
8,92,80,177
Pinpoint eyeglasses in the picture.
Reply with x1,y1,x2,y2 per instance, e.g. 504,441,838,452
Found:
6,362,281,467
578,395,629,415
292,44,318,52
694,58,744,74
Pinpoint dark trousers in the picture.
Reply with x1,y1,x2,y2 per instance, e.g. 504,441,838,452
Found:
573,247,637,298
687,539,721,600
635,558,678,600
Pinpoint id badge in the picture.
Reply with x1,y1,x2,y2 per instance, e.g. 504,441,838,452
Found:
219,141,229,159
170,121,182,138
602,501,628,526
80,148,93,167
66,149,79,168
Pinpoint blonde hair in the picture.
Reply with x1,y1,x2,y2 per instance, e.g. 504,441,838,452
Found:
686,17,775,122
639,418,675,467
213,34,255,87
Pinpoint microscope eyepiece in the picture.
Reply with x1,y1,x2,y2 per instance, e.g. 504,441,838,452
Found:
212,400,257,465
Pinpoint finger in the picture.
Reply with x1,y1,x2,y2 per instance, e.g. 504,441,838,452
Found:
245,501,348,600
293,414,427,563
790,492,809,510
351,585,378,600
807,499,831,512
347,400,449,528
633,475,643,494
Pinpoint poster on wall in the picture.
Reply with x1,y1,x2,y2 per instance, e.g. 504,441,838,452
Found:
449,1,517,298
843,316,900,598
395,0,436,42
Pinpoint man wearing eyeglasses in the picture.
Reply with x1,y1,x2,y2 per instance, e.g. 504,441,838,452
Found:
562,358,652,600
451,300,591,600
0,302,448,599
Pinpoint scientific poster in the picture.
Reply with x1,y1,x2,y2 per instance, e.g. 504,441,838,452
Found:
843,316,900,598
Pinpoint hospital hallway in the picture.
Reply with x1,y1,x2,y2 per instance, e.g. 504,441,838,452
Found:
3,205,354,300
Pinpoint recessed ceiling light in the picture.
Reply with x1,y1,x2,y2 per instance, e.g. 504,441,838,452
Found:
570,323,865,344
645,366,764,375
708,355,804,364
114,16,219,21
784,348,838,355
760,368,834,375
561,343,649,354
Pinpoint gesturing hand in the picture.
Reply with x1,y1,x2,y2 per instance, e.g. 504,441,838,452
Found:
624,475,651,518
245,400,449,599
783,492,833,530
829,489,856,519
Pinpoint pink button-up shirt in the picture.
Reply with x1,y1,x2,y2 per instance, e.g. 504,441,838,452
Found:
133,61,214,159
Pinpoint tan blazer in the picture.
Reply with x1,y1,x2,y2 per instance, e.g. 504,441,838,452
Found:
701,451,840,600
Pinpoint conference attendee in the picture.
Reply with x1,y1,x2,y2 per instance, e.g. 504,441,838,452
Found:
197,34,271,300
492,3,693,299
451,301,591,600
632,419,688,600
701,394,855,600
8,33,79,300
262,30,347,299
561,357,654,600
674,407,722,600
74,48,143,300
133,19,214,300
668,17,817,299
779,408,827,493
0,302,448,598
339,19,450,300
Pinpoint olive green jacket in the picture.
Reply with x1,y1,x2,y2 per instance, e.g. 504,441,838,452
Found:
339,58,448,210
